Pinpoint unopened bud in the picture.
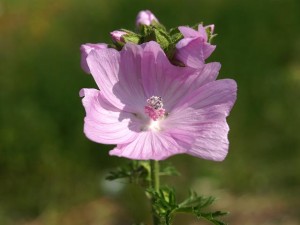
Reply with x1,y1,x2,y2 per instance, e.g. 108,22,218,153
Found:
136,10,158,26
110,30,127,43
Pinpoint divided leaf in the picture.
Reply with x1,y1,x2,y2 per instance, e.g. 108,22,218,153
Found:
147,187,228,225
106,161,149,186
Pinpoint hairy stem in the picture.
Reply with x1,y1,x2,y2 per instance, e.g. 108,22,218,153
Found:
150,160,160,225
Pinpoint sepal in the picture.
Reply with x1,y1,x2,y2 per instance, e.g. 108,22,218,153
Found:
140,24,171,52
110,29,141,50
205,25,217,43
121,29,141,44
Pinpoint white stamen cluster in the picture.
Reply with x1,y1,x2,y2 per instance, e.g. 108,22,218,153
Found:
144,96,165,121
147,96,163,109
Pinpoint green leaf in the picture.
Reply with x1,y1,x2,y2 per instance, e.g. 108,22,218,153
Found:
196,211,229,225
106,161,149,186
147,187,228,225
146,187,178,225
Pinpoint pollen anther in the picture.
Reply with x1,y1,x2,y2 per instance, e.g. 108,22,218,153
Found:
144,96,166,121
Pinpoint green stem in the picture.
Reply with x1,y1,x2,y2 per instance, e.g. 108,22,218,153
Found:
150,160,160,225
150,160,160,191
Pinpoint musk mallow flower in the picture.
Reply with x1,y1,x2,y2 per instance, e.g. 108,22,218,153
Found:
136,10,158,26
175,24,216,68
80,41,237,161
80,43,107,74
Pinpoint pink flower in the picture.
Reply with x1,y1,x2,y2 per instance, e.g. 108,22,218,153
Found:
80,43,107,74
110,30,127,43
80,41,237,161
175,24,216,68
136,10,158,26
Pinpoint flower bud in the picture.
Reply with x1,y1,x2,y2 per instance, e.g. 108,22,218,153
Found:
110,30,127,43
136,10,158,26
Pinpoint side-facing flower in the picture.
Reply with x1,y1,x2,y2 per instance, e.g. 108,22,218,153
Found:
136,10,158,26
80,41,237,161
175,24,216,68
80,43,107,74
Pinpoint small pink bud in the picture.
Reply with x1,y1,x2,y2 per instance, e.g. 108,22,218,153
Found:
110,30,127,43
136,10,158,26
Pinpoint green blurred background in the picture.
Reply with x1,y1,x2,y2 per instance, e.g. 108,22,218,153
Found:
1,0,300,224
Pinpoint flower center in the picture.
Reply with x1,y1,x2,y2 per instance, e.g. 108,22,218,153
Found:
144,96,165,121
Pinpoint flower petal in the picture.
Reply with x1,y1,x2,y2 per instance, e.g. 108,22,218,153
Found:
163,108,231,162
140,41,196,110
117,43,147,113
79,88,99,113
87,44,146,112
140,41,172,97
175,79,237,116
80,88,139,144
203,43,216,60
178,26,200,38
175,37,205,68
188,117,230,161
168,79,237,161
80,43,107,74
182,62,221,93
161,108,198,146
109,131,188,160
197,62,221,84
175,36,216,68
197,24,208,42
